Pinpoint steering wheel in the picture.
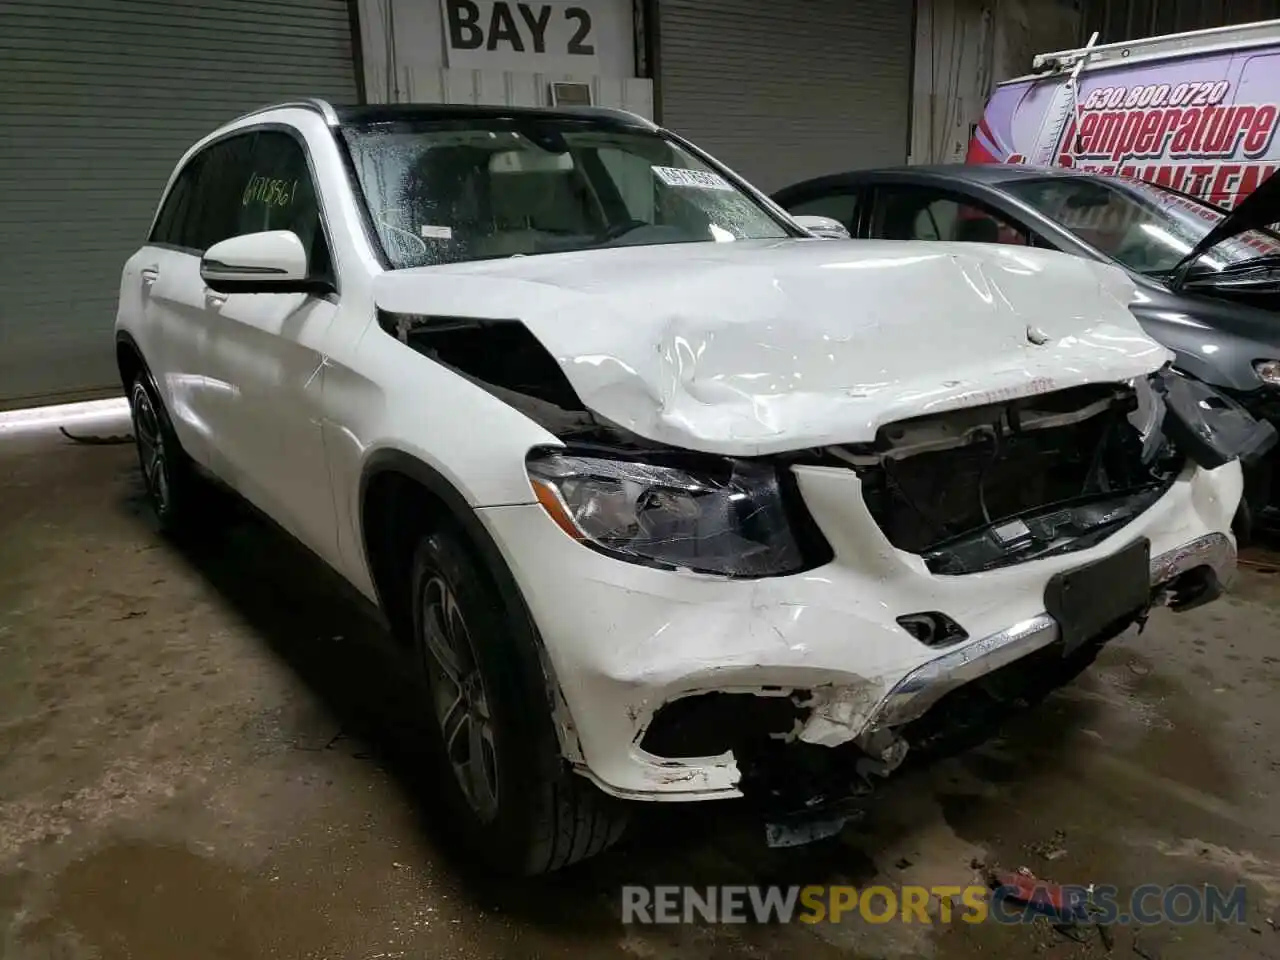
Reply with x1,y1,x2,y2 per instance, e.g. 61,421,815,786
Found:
594,218,650,244
1115,242,1155,271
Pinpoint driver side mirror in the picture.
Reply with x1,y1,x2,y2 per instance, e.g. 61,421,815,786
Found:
201,230,329,295
792,214,852,240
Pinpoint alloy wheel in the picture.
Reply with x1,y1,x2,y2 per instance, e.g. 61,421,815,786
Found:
419,573,500,823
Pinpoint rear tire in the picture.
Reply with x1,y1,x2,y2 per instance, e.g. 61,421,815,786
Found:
409,523,628,875
128,375,200,533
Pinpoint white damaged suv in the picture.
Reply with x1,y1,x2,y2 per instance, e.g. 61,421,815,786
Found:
116,100,1255,874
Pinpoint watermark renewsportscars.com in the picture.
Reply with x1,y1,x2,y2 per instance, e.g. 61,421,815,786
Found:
621,883,1248,926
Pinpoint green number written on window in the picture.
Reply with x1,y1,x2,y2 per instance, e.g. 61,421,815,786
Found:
242,173,298,208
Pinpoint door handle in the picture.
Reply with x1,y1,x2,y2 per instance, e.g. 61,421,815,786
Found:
140,266,159,288
203,288,227,308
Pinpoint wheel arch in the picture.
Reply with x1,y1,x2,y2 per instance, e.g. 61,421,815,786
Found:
357,449,586,764
115,331,150,394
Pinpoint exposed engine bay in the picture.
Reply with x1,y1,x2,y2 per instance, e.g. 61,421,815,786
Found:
834,372,1271,573
382,312,649,448
833,383,1183,574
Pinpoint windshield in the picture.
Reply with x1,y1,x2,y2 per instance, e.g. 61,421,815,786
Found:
339,117,792,268
1002,176,1280,276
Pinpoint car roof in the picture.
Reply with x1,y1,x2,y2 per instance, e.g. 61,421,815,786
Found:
332,102,655,127
236,98,656,131
226,99,660,137
785,162,1105,190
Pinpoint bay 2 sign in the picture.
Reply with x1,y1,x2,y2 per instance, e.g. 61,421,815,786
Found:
440,0,603,72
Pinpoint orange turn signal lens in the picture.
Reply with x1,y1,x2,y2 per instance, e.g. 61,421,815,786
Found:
531,478,585,541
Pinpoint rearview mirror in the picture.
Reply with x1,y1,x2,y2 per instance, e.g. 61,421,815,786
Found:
792,215,851,240
490,149,574,173
201,230,323,294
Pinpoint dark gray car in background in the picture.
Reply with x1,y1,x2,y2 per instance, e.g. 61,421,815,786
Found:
774,164,1280,533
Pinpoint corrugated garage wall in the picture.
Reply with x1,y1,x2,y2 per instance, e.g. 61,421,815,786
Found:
653,0,914,192
1076,0,1280,43
0,0,358,409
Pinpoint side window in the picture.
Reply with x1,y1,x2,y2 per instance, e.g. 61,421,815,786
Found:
150,154,204,247
239,131,332,280
184,134,258,252
786,191,860,231
872,187,1029,246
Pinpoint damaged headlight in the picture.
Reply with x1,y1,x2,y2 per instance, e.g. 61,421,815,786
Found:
1255,359,1280,387
526,451,825,577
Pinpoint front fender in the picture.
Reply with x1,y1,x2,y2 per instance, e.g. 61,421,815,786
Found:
1132,307,1261,392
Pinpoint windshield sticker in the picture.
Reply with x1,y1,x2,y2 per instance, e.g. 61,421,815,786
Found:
420,224,454,240
242,174,297,208
652,166,734,191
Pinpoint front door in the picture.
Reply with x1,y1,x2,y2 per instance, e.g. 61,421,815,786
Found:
866,185,1033,246
199,129,341,564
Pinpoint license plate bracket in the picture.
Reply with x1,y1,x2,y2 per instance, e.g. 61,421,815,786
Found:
1044,537,1151,657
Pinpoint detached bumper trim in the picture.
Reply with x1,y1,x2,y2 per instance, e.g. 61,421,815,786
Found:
871,532,1235,731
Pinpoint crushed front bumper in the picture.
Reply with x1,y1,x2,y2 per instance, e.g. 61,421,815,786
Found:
867,531,1233,732
479,459,1241,802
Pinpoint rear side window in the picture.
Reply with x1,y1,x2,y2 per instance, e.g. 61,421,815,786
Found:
150,154,203,247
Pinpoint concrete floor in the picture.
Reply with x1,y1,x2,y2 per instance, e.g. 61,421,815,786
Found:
4,409,1280,960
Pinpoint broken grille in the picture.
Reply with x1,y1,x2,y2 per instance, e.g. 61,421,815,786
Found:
851,384,1184,574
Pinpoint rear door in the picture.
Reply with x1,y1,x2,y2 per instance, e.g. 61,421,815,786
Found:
121,155,205,457
131,137,254,470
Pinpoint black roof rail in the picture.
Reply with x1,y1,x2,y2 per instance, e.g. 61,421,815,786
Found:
329,101,658,128
230,99,658,131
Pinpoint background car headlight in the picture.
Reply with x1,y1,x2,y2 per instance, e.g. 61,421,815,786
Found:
526,451,824,577
1254,359,1280,386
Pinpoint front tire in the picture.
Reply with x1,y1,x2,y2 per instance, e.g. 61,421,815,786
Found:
409,524,628,874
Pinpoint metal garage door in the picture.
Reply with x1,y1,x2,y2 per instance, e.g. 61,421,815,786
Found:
655,0,913,193
1077,0,1280,44
0,0,358,409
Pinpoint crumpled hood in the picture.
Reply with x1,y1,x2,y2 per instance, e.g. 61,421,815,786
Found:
374,239,1172,455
